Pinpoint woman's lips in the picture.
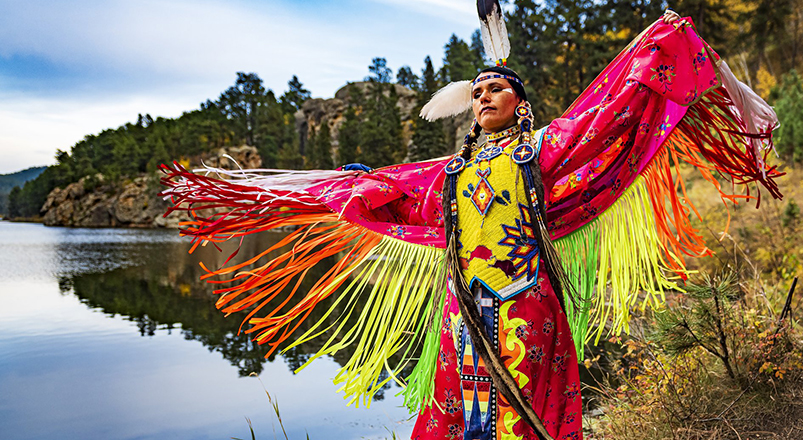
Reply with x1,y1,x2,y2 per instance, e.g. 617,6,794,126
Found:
481,107,495,114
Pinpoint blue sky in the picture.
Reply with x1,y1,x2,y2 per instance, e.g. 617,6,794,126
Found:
0,0,478,174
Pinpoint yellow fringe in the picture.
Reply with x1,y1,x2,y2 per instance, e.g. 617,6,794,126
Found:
283,235,446,408
555,176,689,347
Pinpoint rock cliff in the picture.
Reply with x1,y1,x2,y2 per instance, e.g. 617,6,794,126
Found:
297,81,473,160
40,145,261,228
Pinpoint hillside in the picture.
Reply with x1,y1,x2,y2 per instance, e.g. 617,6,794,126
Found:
0,166,46,215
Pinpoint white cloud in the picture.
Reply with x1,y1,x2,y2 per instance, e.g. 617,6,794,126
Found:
0,92,196,173
0,0,479,173
368,0,475,23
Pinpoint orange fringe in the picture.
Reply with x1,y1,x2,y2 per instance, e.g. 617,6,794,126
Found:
639,89,782,276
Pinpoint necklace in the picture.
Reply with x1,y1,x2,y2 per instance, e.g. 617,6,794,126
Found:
485,125,520,142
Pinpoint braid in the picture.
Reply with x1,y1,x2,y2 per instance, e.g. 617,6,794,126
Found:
460,119,482,161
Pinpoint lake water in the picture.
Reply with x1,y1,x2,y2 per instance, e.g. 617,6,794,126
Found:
0,222,415,440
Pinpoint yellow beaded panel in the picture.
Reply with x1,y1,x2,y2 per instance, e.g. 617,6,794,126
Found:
455,137,541,300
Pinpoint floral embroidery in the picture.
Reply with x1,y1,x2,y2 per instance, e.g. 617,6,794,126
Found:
552,351,568,373
543,318,554,335
424,227,439,238
564,382,580,402
515,324,530,340
387,225,409,238
654,115,673,138
650,64,676,92
614,105,631,123
447,423,462,439
527,345,545,364
581,127,599,145
425,417,438,432
443,389,461,414
692,49,708,73
593,75,609,94
377,182,393,195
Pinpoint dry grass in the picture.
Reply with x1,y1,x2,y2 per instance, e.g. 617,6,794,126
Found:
584,162,803,440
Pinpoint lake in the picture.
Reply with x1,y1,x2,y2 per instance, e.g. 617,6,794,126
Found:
0,221,415,440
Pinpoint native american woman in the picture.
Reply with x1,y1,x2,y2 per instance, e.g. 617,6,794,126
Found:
163,10,783,440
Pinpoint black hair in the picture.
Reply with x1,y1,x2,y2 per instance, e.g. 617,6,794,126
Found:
475,66,528,102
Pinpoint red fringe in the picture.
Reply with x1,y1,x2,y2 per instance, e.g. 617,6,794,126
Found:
160,163,382,356
640,87,783,276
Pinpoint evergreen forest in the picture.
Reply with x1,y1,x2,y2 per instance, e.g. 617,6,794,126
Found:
6,0,803,218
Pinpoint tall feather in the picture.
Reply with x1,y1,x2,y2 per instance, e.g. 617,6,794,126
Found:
477,0,510,63
419,80,472,121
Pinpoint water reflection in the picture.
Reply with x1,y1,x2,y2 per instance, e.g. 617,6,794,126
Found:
57,230,408,393
0,222,413,440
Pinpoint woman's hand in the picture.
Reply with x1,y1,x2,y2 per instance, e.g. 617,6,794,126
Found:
339,163,373,173
662,9,681,24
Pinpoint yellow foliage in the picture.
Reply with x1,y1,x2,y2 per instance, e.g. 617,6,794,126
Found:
756,66,777,100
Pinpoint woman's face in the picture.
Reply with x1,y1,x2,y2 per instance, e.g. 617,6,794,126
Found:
471,74,521,133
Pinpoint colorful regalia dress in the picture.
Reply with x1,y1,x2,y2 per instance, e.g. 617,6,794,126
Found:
409,130,583,440
161,18,782,440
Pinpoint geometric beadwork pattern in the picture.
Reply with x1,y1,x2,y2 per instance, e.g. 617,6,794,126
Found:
470,168,496,217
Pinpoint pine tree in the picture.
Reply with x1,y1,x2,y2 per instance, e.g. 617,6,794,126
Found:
338,107,361,165
411,56,446,161
775,69,803,161
307,121,334,169
506,0,560,124
396,66,419,89
442,34,478,82
360,81,403,167
470,29,487,68
218,72,268,147
281,75,311,112
367,57,393,83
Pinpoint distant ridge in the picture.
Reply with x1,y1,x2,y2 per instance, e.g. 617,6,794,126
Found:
0,166,47,193
0,166,47,215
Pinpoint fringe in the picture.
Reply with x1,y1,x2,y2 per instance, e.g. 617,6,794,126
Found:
400,286,446,412
555,176,682,355
161,162,447,408
285,235,446,408
555,86,784,357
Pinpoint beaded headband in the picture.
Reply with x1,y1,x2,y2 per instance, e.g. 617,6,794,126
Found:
472,73,524,87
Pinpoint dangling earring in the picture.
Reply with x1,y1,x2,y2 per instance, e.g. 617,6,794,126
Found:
515,102,533,148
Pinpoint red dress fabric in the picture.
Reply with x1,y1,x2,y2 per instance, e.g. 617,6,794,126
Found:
411,264,583,440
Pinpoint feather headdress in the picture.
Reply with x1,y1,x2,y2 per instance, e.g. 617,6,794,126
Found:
419,80,472,121
420,0,515,121
477,0,511,66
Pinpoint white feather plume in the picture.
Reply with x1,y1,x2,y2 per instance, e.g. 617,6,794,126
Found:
478,1,510,63
419,80,472,121
717,60,779,175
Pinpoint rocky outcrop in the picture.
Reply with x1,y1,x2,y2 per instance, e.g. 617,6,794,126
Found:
41,174,169,228
297,81,474,160
41,145,262,228
298,81,420,159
